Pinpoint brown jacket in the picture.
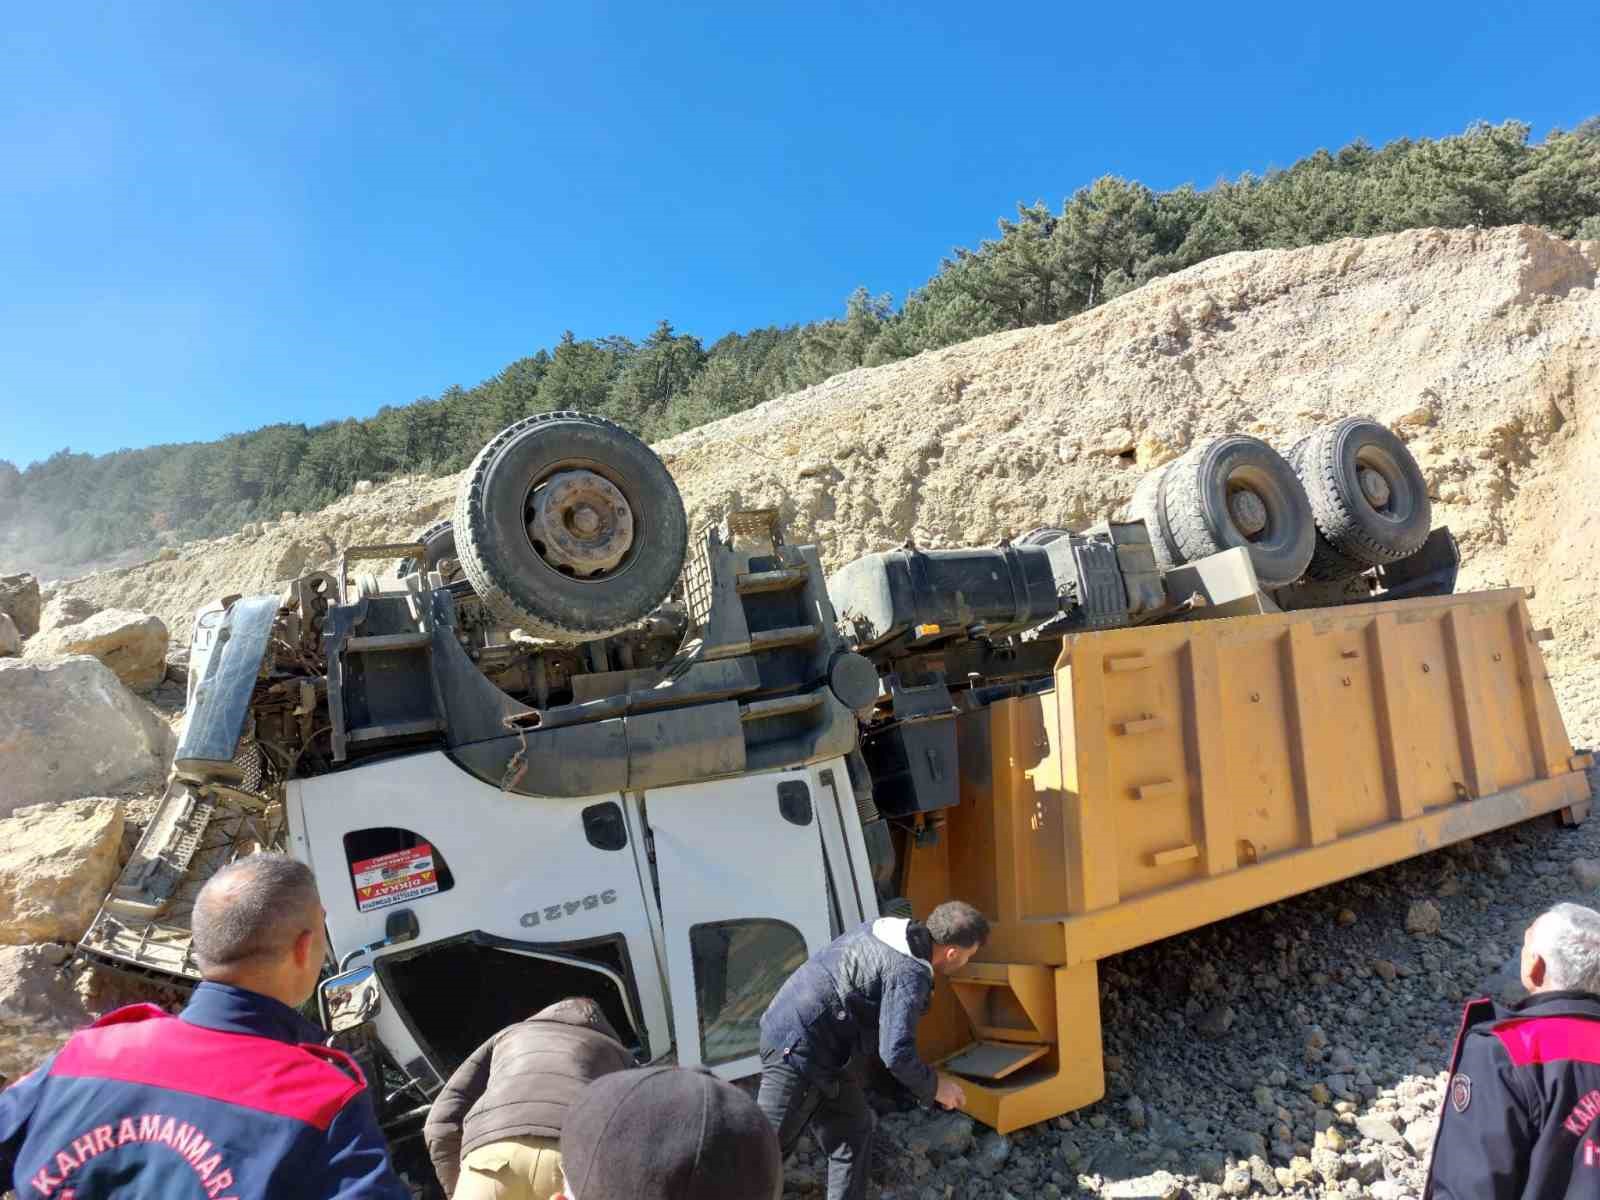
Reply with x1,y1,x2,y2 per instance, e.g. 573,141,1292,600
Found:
423,998,633,1195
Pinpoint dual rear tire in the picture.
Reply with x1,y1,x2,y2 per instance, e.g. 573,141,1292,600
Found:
1130,418,1430,589
1288,418,1432,580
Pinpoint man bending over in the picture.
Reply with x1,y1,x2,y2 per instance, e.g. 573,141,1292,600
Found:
757,900,989,1200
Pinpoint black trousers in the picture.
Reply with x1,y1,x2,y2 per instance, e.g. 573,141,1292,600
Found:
755,1055,876,1200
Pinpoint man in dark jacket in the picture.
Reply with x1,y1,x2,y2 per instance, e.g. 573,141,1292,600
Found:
1427,902,1600,1198
0,853,407,1199
424,997,633,1199
757,900,989,1200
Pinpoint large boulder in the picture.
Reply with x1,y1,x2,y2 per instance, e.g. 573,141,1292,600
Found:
0,573,39,638
0,799,125,945
0,944,91,1082
0,612,18,657
0,944,156,1084
38,593,100,633
27,608,170,692
0,657,175,817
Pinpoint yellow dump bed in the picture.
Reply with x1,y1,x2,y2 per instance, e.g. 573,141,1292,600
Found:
908,589,1592,1132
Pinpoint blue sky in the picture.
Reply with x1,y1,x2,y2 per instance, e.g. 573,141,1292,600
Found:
1,2,1595,469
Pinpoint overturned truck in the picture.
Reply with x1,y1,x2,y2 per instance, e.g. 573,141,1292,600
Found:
81,412,1591,1146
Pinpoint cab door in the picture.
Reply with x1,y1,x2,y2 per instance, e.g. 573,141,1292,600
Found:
288,750,671,1082
644,767,835,1079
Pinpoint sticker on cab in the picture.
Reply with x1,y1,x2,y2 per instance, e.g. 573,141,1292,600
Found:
352,844,439,912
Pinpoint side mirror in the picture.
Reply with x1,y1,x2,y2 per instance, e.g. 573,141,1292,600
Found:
319,964,382,1033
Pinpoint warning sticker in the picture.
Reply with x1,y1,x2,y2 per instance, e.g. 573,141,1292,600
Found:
352,844,439,912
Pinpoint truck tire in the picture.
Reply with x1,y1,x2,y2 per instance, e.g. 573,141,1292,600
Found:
1157,435,1315,588
454,412,687,642
1282,447,1368,583
1288,417,1431,575
396,520,460,582
1127,460,1180,571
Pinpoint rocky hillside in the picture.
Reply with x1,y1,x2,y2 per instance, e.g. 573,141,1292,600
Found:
51,223,1600,745
11,222,1600,1199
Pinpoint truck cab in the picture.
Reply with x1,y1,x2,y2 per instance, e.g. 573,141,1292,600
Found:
291,748,878,1089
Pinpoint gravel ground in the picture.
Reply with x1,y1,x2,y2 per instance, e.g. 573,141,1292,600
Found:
777,759,1600,1200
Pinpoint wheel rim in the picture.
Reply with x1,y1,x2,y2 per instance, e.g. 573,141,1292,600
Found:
1228,489,1269,537
1222,465,1290,547
1352,446,1414,524
525,467,637,579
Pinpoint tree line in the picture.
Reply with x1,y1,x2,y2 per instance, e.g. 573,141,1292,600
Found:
3,117,1597,571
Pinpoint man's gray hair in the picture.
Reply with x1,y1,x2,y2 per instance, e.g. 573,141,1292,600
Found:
191,853,322,972
1533,903,1600,992
926,900,990,949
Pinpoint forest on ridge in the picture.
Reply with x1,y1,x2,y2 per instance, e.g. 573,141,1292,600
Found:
3,117,1598,574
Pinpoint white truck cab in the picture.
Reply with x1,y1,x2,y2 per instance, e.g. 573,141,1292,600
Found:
288,750,877,1090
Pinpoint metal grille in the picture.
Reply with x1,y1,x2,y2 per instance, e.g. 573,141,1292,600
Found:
682,527,716,630
82,778,288,985
725,508,780,545
234,739,264,793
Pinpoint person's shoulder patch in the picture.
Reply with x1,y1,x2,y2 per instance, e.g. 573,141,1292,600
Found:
1451,1072,1471,1112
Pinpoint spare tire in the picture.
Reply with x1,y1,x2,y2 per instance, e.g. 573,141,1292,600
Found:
396,520,462,582
1153,435,1315,588
454,412,688,642
1289,417,1431,576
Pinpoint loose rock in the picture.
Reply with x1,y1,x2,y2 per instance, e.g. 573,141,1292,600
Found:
924,1110,974,1155
975,1132,1011,1173
1103,1172,1188,1200
1199,1004,1235,1038
38,593,100,633
0,573,40,638
1404,1116,1438,1159
1221,1165,1252,1197
0,944,91,1079
0,799,124,944
26,608,170,692
1355,1113,1405,1145
0,657,175,817
1093,428,1137,457
1406,899,1442,936
1571,858,1600,890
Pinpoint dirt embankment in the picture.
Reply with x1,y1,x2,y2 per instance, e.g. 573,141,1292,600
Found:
54,224,1600,740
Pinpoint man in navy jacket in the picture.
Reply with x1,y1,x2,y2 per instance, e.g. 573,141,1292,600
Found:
0,853,408,1199
1427,902,1600,1198
757,900,989,1200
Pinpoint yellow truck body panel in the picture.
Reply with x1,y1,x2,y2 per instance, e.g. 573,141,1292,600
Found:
909,589,1592,1132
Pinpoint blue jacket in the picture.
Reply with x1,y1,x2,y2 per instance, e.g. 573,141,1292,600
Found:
1427,990,1600,1199
759,918,938,1102
0,981,409,1199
